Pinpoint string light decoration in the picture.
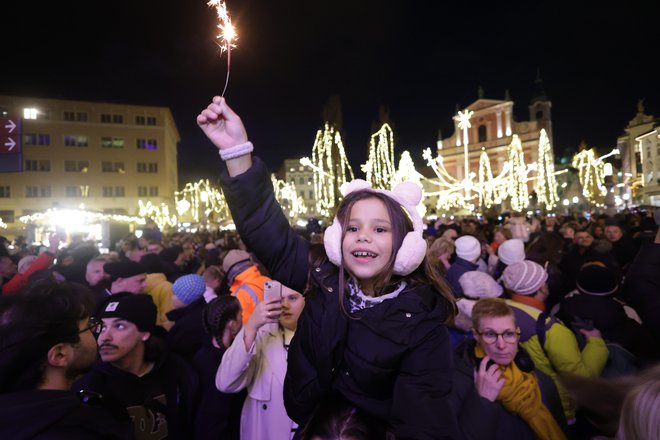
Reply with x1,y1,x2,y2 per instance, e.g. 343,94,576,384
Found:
477,149,497,209
393,150,424,188
175,179,230,224
571,148,607,204
361,123,396,190
534,129,559,210
271,175,308,219
0,217,7,229
507,134,530,212
302,123,354,217
138,200,178,230
19,209,145,227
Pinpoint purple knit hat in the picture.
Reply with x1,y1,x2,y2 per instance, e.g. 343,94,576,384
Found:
501,260,548,295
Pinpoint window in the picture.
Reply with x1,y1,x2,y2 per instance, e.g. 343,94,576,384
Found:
478,125,487,143
65,185,89,198
26,160,51,171
139,185,160,197
26,186,39,198
536,110,543,120
101,114,112,123
138,162,158,173
299,177,304,185
112,114,123,124
147,116,157,126
65,160,89,172
0,210,14,223
24,134,37,145
102,186,125,197
40,186,51,197
23,108,38,119
137,139,158,150
64,135,88,147
102,161,124,173
39,134,50,145
135,116,146,125
64,111,75,121
101,136,124,149
0,186,10,198
309,190,313,199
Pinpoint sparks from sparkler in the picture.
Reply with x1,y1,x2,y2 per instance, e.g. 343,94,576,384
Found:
207,0,237,96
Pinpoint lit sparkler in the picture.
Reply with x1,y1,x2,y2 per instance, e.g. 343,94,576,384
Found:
207,0,237,96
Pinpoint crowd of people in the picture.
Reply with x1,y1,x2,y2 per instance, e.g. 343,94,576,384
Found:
0,96,658,439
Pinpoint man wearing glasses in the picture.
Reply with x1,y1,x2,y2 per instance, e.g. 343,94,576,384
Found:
0,282,126,439
76,292,198,439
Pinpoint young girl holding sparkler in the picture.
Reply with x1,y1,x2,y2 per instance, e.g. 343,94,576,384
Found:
197,97,460,439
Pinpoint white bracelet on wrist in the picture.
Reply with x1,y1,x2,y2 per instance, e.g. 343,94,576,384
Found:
219,141,254,161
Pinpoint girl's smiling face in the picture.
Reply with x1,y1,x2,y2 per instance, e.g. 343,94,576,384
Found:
341,197,393,295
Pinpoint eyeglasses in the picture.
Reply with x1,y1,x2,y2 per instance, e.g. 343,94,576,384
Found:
80,316,101,335
477,329,520,345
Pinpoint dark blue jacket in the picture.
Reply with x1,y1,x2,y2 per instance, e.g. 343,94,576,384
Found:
220,157,461,440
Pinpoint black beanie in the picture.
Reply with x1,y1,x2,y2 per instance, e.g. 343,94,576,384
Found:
98,293,156,332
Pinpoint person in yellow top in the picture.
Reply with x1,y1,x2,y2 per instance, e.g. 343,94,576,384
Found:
139,253,174,329
501,260,608,424
222,249,270,325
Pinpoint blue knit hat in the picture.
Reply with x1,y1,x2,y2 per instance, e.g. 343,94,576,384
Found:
172,274,206,305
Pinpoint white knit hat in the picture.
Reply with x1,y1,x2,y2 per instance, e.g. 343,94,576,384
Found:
497,239,526,265
501,260,548,295
458,271,503,299
455,236,481,263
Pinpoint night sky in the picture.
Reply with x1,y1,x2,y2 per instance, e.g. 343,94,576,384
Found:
2,1,658,184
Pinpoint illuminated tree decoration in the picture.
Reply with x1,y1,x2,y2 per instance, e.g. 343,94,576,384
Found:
0,217,7,229
393,150,423,188
175,179,229,224
271,175,308,219
306,123,354,217
507,135,529,212
534,129,559,210
572,148,606,204
478,149,497,209
138,201,178,230
361,123,396,190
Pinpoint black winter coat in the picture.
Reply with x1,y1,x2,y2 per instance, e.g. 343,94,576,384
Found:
220,157,461,440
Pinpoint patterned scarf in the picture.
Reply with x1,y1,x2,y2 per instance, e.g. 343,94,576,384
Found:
475,344,566,440
347,279,407,313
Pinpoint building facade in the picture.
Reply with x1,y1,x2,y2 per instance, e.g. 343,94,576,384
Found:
279,158,316,213
0,95,180,237
616,101,660,206
436,91,552,182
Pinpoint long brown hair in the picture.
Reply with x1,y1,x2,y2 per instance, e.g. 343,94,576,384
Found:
334,190,455,321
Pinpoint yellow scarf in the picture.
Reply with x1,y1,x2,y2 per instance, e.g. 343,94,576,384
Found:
475,344,566,440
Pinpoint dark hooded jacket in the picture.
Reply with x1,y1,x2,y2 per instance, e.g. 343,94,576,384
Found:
74,350,198,439
0,389,130,439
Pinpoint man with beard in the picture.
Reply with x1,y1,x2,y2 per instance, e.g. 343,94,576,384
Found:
77,293,198,439
0,282,127,439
